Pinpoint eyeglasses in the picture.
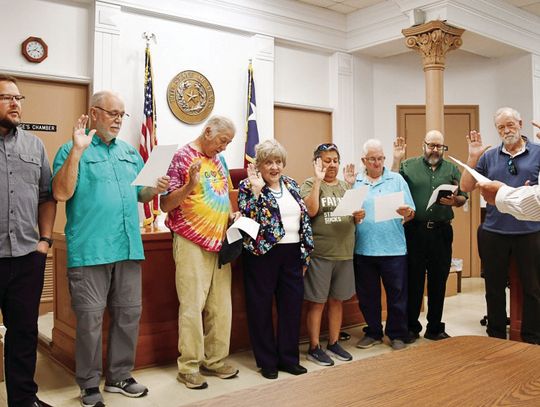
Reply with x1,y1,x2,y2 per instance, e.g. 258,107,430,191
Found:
0,94,25,104
363,156,385,164
315,143,338,152
93,106,129,120
424,142,448,151
507,158,518,175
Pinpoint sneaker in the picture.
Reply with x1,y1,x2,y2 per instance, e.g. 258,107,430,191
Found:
326,342,353,361
200,363,239,379
307,345,334,366
356,335,383,349
80,387,105,407
104,377,148,398
177,372,208,389
391,339,406,350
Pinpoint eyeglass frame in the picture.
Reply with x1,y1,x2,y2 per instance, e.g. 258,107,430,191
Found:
0,94,26,104
92,105,130,120
363,156,386,164
423,141,448,151
507,158,518,175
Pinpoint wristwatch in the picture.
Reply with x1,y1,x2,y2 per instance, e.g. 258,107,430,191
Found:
39,236,53,248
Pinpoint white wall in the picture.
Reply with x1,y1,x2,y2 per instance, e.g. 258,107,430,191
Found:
116,10,254,169
274,44,331,109
0,0,91,81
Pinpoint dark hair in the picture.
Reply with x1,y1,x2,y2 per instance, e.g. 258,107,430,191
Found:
313,143,340,161
0,74,18,85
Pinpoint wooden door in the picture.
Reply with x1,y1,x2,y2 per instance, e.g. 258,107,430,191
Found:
274,106,332,185
15,78,88,314
397,105,481,277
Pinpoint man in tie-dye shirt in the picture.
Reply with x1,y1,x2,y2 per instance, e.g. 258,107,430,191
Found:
161,116,240,389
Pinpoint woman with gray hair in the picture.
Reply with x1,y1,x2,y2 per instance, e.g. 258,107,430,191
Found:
238,139,314,380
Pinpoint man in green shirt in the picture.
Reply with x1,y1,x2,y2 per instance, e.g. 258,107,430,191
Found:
393,130,467,342
52,91,169,407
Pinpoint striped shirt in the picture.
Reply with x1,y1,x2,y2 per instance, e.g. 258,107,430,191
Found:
496,184,540,221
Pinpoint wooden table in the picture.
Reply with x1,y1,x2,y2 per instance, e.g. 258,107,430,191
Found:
191,336,540,407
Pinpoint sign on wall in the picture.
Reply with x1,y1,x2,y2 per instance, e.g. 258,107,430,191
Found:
167,70,215,124
20,123,57,132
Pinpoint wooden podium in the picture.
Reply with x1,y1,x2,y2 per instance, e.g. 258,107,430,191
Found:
51,226,367,372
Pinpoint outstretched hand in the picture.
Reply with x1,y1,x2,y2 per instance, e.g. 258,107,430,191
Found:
247,163,265,195
466,130,491,161
73,114,95,151
393,137,406,161
343,164,357,185
313,158,326,181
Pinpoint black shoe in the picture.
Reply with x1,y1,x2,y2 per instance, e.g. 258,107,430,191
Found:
339,331,351,341
261,368,278,379
278,364,307,375
403,331,420,344
29,400,53,407
424,331,451,341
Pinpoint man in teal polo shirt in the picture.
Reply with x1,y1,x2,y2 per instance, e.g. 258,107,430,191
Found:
52,91,169,407
394,130,467,342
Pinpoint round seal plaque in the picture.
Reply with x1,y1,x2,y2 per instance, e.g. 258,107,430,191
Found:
167,70,215,124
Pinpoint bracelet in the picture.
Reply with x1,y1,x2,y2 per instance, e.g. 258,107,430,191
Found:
39,236,53,248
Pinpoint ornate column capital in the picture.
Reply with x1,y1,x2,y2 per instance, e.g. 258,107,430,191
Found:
402,20,464,70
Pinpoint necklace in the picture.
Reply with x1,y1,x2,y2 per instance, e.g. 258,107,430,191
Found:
269,180,284,199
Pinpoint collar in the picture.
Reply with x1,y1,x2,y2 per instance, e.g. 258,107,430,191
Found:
357,167,391,185
422,156,444,170
90,133,116,147
1,126,18,139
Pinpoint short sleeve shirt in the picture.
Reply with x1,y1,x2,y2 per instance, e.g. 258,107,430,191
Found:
400,157,467,222
165,144,232,252
0,127,53,257
476,139,540,234
52,135,145,267
300,177,355,260
354,169,415,256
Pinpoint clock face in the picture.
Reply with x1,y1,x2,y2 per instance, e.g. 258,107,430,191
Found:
25,41,45,59
21,37,48,63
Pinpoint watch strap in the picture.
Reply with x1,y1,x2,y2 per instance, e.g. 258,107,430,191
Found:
39,236,53,248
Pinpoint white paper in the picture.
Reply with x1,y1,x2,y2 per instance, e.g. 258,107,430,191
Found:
426,184,458,210
331,186,369,217
448,155,491,183
374,191,404,222
131,144,178,187
226,217,260,243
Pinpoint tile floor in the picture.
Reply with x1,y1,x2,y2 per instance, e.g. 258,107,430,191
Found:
0,278,496,406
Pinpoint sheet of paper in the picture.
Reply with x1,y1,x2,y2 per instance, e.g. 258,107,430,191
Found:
331,186,369,217
226,217,260,243
448,155,490,183
426,184,458,210
131,144,178,187
374,191,404,222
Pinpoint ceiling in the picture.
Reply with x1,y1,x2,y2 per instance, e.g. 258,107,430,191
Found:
295,0,540,16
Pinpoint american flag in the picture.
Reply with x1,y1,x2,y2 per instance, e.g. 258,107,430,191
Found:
244,61,259,167
140,44,159,225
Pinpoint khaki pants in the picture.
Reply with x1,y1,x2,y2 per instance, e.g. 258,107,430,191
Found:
173,234,232,374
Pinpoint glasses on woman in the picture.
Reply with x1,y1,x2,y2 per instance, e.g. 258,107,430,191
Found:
424,142,448,151
507,158,518,175
315,143,338,152
364,156,385,164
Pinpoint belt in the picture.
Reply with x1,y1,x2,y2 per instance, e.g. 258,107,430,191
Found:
414,220,451,229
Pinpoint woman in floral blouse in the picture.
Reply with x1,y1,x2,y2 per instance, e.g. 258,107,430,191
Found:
238,139,313,380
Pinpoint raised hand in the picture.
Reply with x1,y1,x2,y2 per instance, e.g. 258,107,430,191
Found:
247,163,265,196
466,130,491,161
343,163,357,185
393,137,406,162
73,114,95,151
187,160,201,188
313,157,326,181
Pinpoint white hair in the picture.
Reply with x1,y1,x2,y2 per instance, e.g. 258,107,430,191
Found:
202,115,236,139
362,139,384,156
494,107,521,124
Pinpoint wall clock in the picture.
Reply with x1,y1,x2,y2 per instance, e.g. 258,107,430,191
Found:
21,37,48,63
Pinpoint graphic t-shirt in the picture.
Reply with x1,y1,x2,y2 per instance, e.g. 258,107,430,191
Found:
300,177,355,260
165,144,231,252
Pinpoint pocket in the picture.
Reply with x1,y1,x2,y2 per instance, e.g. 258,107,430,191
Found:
19,153,41,183
82,156,110,182
117,152,140,182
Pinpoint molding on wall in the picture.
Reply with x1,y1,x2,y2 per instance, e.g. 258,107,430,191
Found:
273,101,333,113
0,67,91,84
93,1,122,92
251,34,275,141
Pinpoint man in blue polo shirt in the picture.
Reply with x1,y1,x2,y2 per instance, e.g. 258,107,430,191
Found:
461,107,540,344
52,91,169,407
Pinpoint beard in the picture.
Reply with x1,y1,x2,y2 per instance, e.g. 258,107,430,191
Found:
424,151,443,166
502,132,520,146
0,115,20,130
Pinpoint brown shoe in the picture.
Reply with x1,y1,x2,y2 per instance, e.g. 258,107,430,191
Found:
177,372,208,389
200,363,239,379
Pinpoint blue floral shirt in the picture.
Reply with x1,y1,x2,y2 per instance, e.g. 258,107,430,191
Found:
238,175,314,267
